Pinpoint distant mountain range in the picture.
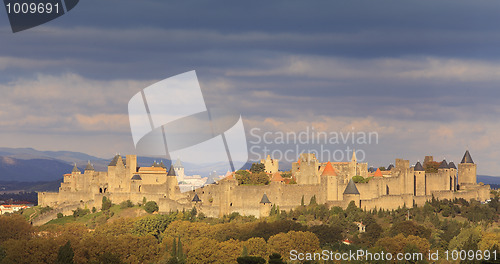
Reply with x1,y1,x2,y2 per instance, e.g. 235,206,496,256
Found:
0,147,106,182
477,175,500,185
0,147,251,183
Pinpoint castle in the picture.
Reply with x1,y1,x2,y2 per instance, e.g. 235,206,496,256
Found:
38,150,490,218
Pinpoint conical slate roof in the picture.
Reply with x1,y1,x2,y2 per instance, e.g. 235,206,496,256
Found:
461,150,474,164
192,193,201,202
159,161,166,169
205,177,216,185
344,179,360,195
167,166,176,176
131,174,142,180
85,161,94,171
72,164,80,173
321,161,338,177
260,193,271,204
448,161,457,169
439,160,449,169
174,158,183,168
108,155,121,166
414,162,424,171
387,164,394,170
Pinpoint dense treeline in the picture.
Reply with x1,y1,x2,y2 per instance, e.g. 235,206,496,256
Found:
0,193,498,264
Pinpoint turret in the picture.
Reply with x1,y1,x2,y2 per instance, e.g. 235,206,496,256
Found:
321,161,339,201
437,159,451,193
414,161,425,196
84,161,94,173
173,158,185,181
457,150,476,189
72,164,81,174
343,178,361,207
259,193,272,218
166,165,178,199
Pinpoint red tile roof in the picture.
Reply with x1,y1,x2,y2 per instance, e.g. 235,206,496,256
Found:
271,172,284,182
321,161,338,176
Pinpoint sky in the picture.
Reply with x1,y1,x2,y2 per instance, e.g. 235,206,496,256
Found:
1,0,500,175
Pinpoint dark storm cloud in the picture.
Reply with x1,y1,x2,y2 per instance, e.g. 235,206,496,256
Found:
2,0,500,173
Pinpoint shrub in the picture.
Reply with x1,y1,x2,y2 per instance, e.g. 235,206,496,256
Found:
144,201,159,214
57,213,63,219
120,200,134,209
237,256,266,264
72,208,90,218
39,206,52,214
101,196,112,211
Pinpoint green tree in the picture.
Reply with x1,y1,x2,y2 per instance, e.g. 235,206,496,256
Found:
250,163,265,173
352,175,365,183
101,196,112,211
56,241,74,264
133,215,170,239
0,215,33,243
171,237,177,258
167,237,186,264
144,201,159,214
308,195,317,206
390,221,431,239
307,225,342,246
91,252,124,264
237,256,266,264
73,207,90,217
241,246,248,257
190,206,197,219
268,253,286,264
235,170,252,185
449,227,482,252
177,237,184,260
0,246,6,262
119,200,133,209
251,172,270,185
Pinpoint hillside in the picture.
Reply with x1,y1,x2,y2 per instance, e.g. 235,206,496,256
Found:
0,156,73,182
